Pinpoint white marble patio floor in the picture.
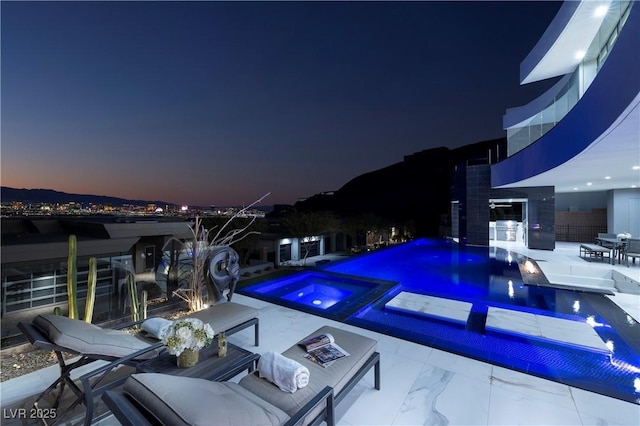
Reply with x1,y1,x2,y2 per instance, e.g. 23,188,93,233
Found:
485,306,611,353
385,291,473,325
1,242,639,425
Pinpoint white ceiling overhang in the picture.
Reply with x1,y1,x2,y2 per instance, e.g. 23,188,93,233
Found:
521,0,612,84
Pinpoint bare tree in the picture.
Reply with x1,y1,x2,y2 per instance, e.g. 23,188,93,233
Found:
163,193,269,312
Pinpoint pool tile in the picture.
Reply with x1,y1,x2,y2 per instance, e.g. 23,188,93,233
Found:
235,240,640,404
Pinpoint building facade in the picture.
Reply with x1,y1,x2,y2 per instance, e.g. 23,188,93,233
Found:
454,0,639,248
1,217,192,340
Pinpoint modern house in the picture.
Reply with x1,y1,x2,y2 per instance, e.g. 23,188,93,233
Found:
453,0,639,249
4,0,638,337
0,217,192,340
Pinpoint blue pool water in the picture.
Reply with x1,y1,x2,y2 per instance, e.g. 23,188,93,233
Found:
241,271,396,321
282,283,351,309
238,239,640,404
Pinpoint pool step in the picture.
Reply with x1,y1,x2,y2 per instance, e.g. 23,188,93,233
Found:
466,304,488,334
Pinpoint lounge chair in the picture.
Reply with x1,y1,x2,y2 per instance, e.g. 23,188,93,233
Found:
184,300,259,346
18,314,163,426
579,243,612,262
625,238,640,267
17,301,260,425
103,326,380,426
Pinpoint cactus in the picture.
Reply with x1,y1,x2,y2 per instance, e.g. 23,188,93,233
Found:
53,307,62,316
127,273,139,322
65,235,98,322
67,235,79,319
127,273,148,322
141,290,148,321
84,257,97,323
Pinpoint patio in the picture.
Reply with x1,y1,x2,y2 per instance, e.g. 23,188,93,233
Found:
1,241,639,425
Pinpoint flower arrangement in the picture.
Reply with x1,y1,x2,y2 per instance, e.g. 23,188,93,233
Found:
617,232,632,240
162,318,214,356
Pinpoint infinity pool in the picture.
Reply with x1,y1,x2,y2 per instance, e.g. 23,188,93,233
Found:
238,239,640,404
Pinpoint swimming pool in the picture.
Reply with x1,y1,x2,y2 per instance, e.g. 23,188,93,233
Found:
238,239,640,404
241,270,396,321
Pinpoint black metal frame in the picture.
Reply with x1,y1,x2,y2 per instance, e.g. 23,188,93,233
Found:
17,306,260,426
102,351,381,426
17,318,163,426
579,244,612,262
226,316,260,346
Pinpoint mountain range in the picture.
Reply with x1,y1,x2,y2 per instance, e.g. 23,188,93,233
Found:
0,187,173,208
2,136,506,233
293,137,506,236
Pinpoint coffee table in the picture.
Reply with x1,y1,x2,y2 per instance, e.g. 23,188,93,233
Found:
136,339,259,381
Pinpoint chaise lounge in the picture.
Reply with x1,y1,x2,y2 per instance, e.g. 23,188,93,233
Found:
184,300,259,346
103,326,381,426
17,314,163,426
17,300,260,426
579,243,612,263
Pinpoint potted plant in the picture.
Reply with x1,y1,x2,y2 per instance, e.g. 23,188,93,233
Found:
163,318,214,368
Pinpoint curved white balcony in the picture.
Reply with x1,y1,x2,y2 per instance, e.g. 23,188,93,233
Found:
492,0,639,192
504,0,633,156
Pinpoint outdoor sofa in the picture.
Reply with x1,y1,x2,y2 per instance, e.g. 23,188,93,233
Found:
103,326,381,426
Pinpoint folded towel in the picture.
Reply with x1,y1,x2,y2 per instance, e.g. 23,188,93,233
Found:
258,351,310,393
141,318,173,340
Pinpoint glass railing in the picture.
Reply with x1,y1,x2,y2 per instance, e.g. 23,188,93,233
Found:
506,0,633,156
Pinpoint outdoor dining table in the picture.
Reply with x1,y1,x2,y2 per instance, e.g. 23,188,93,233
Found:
595,237,627,264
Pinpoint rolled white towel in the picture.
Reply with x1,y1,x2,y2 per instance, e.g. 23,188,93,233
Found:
258,351,310,393
141,317,173,340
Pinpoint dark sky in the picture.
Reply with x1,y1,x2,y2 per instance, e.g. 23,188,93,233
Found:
1,1,562,207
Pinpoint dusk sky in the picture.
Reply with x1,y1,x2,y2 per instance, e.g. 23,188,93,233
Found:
1,1,562,207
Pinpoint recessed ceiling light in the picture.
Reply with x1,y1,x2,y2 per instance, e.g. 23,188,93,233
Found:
604,176,611,179
573,187,579,190
586,182,593,186
594,5,608,17
633,165,640,170
575,50,586,60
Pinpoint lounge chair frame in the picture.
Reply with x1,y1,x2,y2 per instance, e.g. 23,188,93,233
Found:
579,243,612,262
17,319,163,426
103,351,380,426
17,301,260,425
104,385,334,426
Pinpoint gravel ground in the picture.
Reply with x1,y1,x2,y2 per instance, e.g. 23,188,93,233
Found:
1,349,66,382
